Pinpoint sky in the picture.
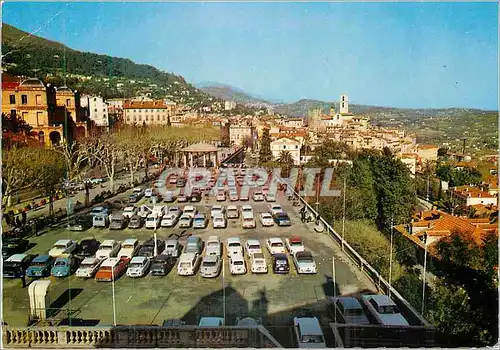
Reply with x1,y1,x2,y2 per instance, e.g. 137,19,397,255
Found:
3,2,498,110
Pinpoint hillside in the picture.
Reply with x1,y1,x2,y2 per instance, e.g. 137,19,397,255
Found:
1,23,217,106
196,82,271,105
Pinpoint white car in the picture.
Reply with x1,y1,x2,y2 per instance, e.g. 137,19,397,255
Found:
138,205,152,218
145,214,161,229
242,212,256,229
227,237,243,256
269,204,284,216
252,191,265,201
123,206,138,219
293,317,326,348
161,213,179,228
206,236,221,256
361,295,409,326
151,205,166,217
163,239,181,257
75,257,104,278
286,236,305,255
117,238,140,260
265,193,276,202
126,256,150,278
256,178,266,186
246,239,262,255
48,240,77,257
167,206,182,218
266,237,286,255
292,251,317,274
216,189,226,201
250,253,268,274
144,188,153,198
178,214,193,228
212,214,227,229
226,205,239,219
229,189,239,201
211,205,225,218
200,255,222,278
241,205,254,216
177,252,201,276
259,212,274,227
96,240,121,259
229,254,247,275
169,174,177,184
183,205,197,218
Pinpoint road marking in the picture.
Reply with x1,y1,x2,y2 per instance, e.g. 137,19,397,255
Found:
126,295,133,304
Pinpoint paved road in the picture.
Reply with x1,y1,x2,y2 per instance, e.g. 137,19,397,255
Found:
2,181,376,347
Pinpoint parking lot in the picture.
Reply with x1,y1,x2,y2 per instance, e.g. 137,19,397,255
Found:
3,182,376,346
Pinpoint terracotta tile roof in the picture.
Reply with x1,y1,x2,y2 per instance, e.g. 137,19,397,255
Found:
451,185,497,199
123,100,173,109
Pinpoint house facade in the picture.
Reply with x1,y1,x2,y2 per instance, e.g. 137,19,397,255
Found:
270,137,301,165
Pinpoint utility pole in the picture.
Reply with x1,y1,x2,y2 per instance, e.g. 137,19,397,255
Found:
421,233,428,316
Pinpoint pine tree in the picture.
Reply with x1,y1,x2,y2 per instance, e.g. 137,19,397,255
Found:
259,128,272,164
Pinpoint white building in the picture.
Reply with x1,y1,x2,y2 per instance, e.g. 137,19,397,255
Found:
225,101,237,111
229,125,255,147
270,137,301,165
80,95,109,127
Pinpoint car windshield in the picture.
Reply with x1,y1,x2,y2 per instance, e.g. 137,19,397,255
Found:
4,262,21,268
208,242,218,247
215,218,223,222
123,244,135,249
194,218,205,222
301,335,324,344
55,260,67,266
233,261,243,266
276,259,287,265
298,256,313,263
130,263,143,268
242,208,252,213
166,245,176,249
79,263,93,269
345,308,365,316
53,244,67,249
379,305,400,314
147,217,156,222
100,245,112,250
203,261,217,267
290,241,302,246
228,243,240,248
244,218,254,222
32,262,47,267
271,242,283,247
254,259,265,265
112,218,122,223
249,245,260,250
180,262,191,268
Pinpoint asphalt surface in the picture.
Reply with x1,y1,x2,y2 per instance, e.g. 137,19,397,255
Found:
2,182,376,347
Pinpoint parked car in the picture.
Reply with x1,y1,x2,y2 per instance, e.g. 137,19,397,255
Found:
286,236,305,255
177,190,188,203
163,239,181,257
137,237,165,258
292,251,317,274
169,174,178,184
161,213,179,228
268,204,284,216
132,187,145,198
328,297,370,325
241,205,253,215
200,255,222,278
272,254,290,274
239,191,249,201
206,236,221,256
273,212,292,226
266,237,286,255
51,255,80,277
128,215,143,229
126,256,151,278
226,205,239,219
184,236,203,255
95,240,121,259
242,212,256,229
145,214,161,229
252,191,265,202
128,193,140,203
109,214,128,230
67,216,93,231
49,240,77,257
3,254,36,278
293,317,326,348
216,189,226,201
361,295,409,326
229,253,246,275
138,205,152,218
183,205,197,218
93,214,109,228
90,206,110,217
190,190,202,202
178,214,193,228
95,258,128,281
226,237,243,257
75,238,100,259
199,317,224,327
118,238,140,260
144,188,153,198
250,253,268,274
75,257,104,278
193,213,208,229
168,206,182,217
2,238,30,259
212,214,227,229
26,255,54,277
164,190,175,203
246,239,262,255
229,189,239,201
259,212,274,227
176,178,186,187
265,193,276,202
150,254,177,276
123,206,138,219
210,205,225,218
151,205,166,217
177,252,201,276
153,180,165,188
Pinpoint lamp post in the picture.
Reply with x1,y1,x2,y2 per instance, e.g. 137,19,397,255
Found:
389,216,394,298
111,263,117,326
421,233,428,316
341,177,346,251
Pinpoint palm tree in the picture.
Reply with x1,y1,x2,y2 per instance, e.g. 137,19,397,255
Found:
277,150,294,177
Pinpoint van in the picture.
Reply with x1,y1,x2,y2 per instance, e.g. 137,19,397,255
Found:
177,253,200,276
93,214,109,228
184,236,203,254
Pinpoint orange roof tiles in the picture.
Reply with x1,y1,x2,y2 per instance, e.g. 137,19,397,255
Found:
452,186,496,198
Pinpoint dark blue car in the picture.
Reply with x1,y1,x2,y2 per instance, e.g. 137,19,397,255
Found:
273,212,291,226
26,255,54,277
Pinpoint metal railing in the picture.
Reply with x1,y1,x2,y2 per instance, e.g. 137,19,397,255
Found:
285,185,432,327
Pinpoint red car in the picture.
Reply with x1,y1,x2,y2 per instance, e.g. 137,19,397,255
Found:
95,258,128,282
